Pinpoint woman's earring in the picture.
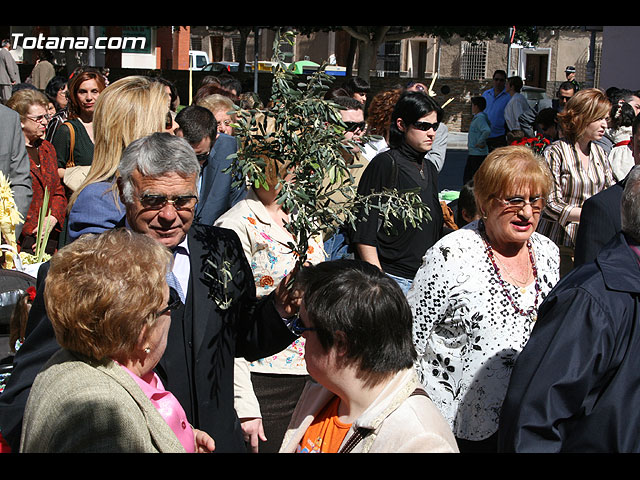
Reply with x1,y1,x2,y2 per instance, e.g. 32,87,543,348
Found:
144,347,151,354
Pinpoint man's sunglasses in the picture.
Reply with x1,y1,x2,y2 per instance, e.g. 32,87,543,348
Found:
344,121,366,133
139,194,198,210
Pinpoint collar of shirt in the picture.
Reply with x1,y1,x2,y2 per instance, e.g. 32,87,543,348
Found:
124,218,191,298
172,235,190,298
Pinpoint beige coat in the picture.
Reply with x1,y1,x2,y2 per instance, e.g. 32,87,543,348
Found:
279,368,459,453
20,349,186,453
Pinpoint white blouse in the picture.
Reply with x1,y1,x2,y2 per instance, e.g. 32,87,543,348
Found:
407,220,559,441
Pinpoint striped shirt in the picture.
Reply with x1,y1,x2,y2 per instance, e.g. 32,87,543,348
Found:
538,138,615,248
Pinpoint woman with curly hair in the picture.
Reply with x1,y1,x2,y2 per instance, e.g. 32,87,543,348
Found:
361,88,402,160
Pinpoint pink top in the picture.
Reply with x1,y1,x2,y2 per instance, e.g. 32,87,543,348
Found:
116,362,195,453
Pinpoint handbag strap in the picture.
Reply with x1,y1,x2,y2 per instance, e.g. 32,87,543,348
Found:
63,121,76,168
338,387,429,453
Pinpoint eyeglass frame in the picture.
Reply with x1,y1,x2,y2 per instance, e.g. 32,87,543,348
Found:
412,121,440,132
288,315,316,336
156,287,182,317
138,193,199,211
344,121,366,133
25,113,51,124
497,195,546,212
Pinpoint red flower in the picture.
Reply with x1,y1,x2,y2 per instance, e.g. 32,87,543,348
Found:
26,286,36,301
259,275,275,287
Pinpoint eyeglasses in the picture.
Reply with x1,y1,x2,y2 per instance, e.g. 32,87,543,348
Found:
157,288,182,317
344,121,366,133
413,121,439,132
217,119,232,132
139,194,198,211
26,113,51,124
499,195,545,212
289,315,316,336
196,152,210,163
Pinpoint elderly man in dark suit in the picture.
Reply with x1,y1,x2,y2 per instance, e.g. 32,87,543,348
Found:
0,103,32,238
574,114,640,267
175,104,247,225
0,133,298,453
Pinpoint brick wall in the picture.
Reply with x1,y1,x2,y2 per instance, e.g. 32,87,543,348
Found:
365,76,494,133
45,66,490,133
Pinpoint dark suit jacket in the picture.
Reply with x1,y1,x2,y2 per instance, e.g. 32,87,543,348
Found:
0,223,296,453
573,175,627,267
196,133,247,225
498,232,640,452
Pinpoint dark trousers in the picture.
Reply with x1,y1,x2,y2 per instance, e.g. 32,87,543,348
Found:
250,372,310,453
455,431,498,453
486,135,507,152
463,155,486,185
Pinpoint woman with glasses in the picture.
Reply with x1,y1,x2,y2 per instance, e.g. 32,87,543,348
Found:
279,259,458,453
214,154,326,453
197,93,237,136
537,88,615,277
6,89,67,254
407,145,559,452
51,69,106,184
64,76,175,245
351,91,444,293
20,229,215,453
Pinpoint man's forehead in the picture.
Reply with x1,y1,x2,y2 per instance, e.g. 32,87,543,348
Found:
132,169,197,191
341,109,364,122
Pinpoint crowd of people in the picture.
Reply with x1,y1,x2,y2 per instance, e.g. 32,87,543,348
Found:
1,50,640,454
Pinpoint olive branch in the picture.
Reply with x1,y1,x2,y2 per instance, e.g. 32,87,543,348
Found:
227,29,431,268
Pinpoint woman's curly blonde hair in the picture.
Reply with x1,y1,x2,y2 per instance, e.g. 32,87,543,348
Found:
44,229,173,362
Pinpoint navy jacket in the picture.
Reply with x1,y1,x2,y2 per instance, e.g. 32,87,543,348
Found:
196,133,247,225
498,232,640,452
573,175,627,267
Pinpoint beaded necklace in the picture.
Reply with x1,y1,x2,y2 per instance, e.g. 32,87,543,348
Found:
479,220,541,319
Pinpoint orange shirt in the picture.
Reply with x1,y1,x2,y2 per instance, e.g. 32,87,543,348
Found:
297,395,352,453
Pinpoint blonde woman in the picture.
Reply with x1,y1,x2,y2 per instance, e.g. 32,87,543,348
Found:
64,76,174,243
537,88,615,276
408,146,559,452
20,229,215,453
197,93,237,136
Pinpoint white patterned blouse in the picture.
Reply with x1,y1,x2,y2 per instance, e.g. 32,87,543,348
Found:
407,220,559,441
215,188,326,374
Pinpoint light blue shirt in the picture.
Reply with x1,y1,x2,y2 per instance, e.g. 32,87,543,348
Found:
482,87,511,138
467,112,491,156
172,236,190,299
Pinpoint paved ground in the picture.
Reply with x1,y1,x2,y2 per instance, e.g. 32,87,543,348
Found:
0,133,470,362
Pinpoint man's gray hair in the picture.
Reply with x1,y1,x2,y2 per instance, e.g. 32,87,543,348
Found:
118,132,200,204
621,166,640,242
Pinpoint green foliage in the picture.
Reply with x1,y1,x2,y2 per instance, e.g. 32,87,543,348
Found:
229,30,431,267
